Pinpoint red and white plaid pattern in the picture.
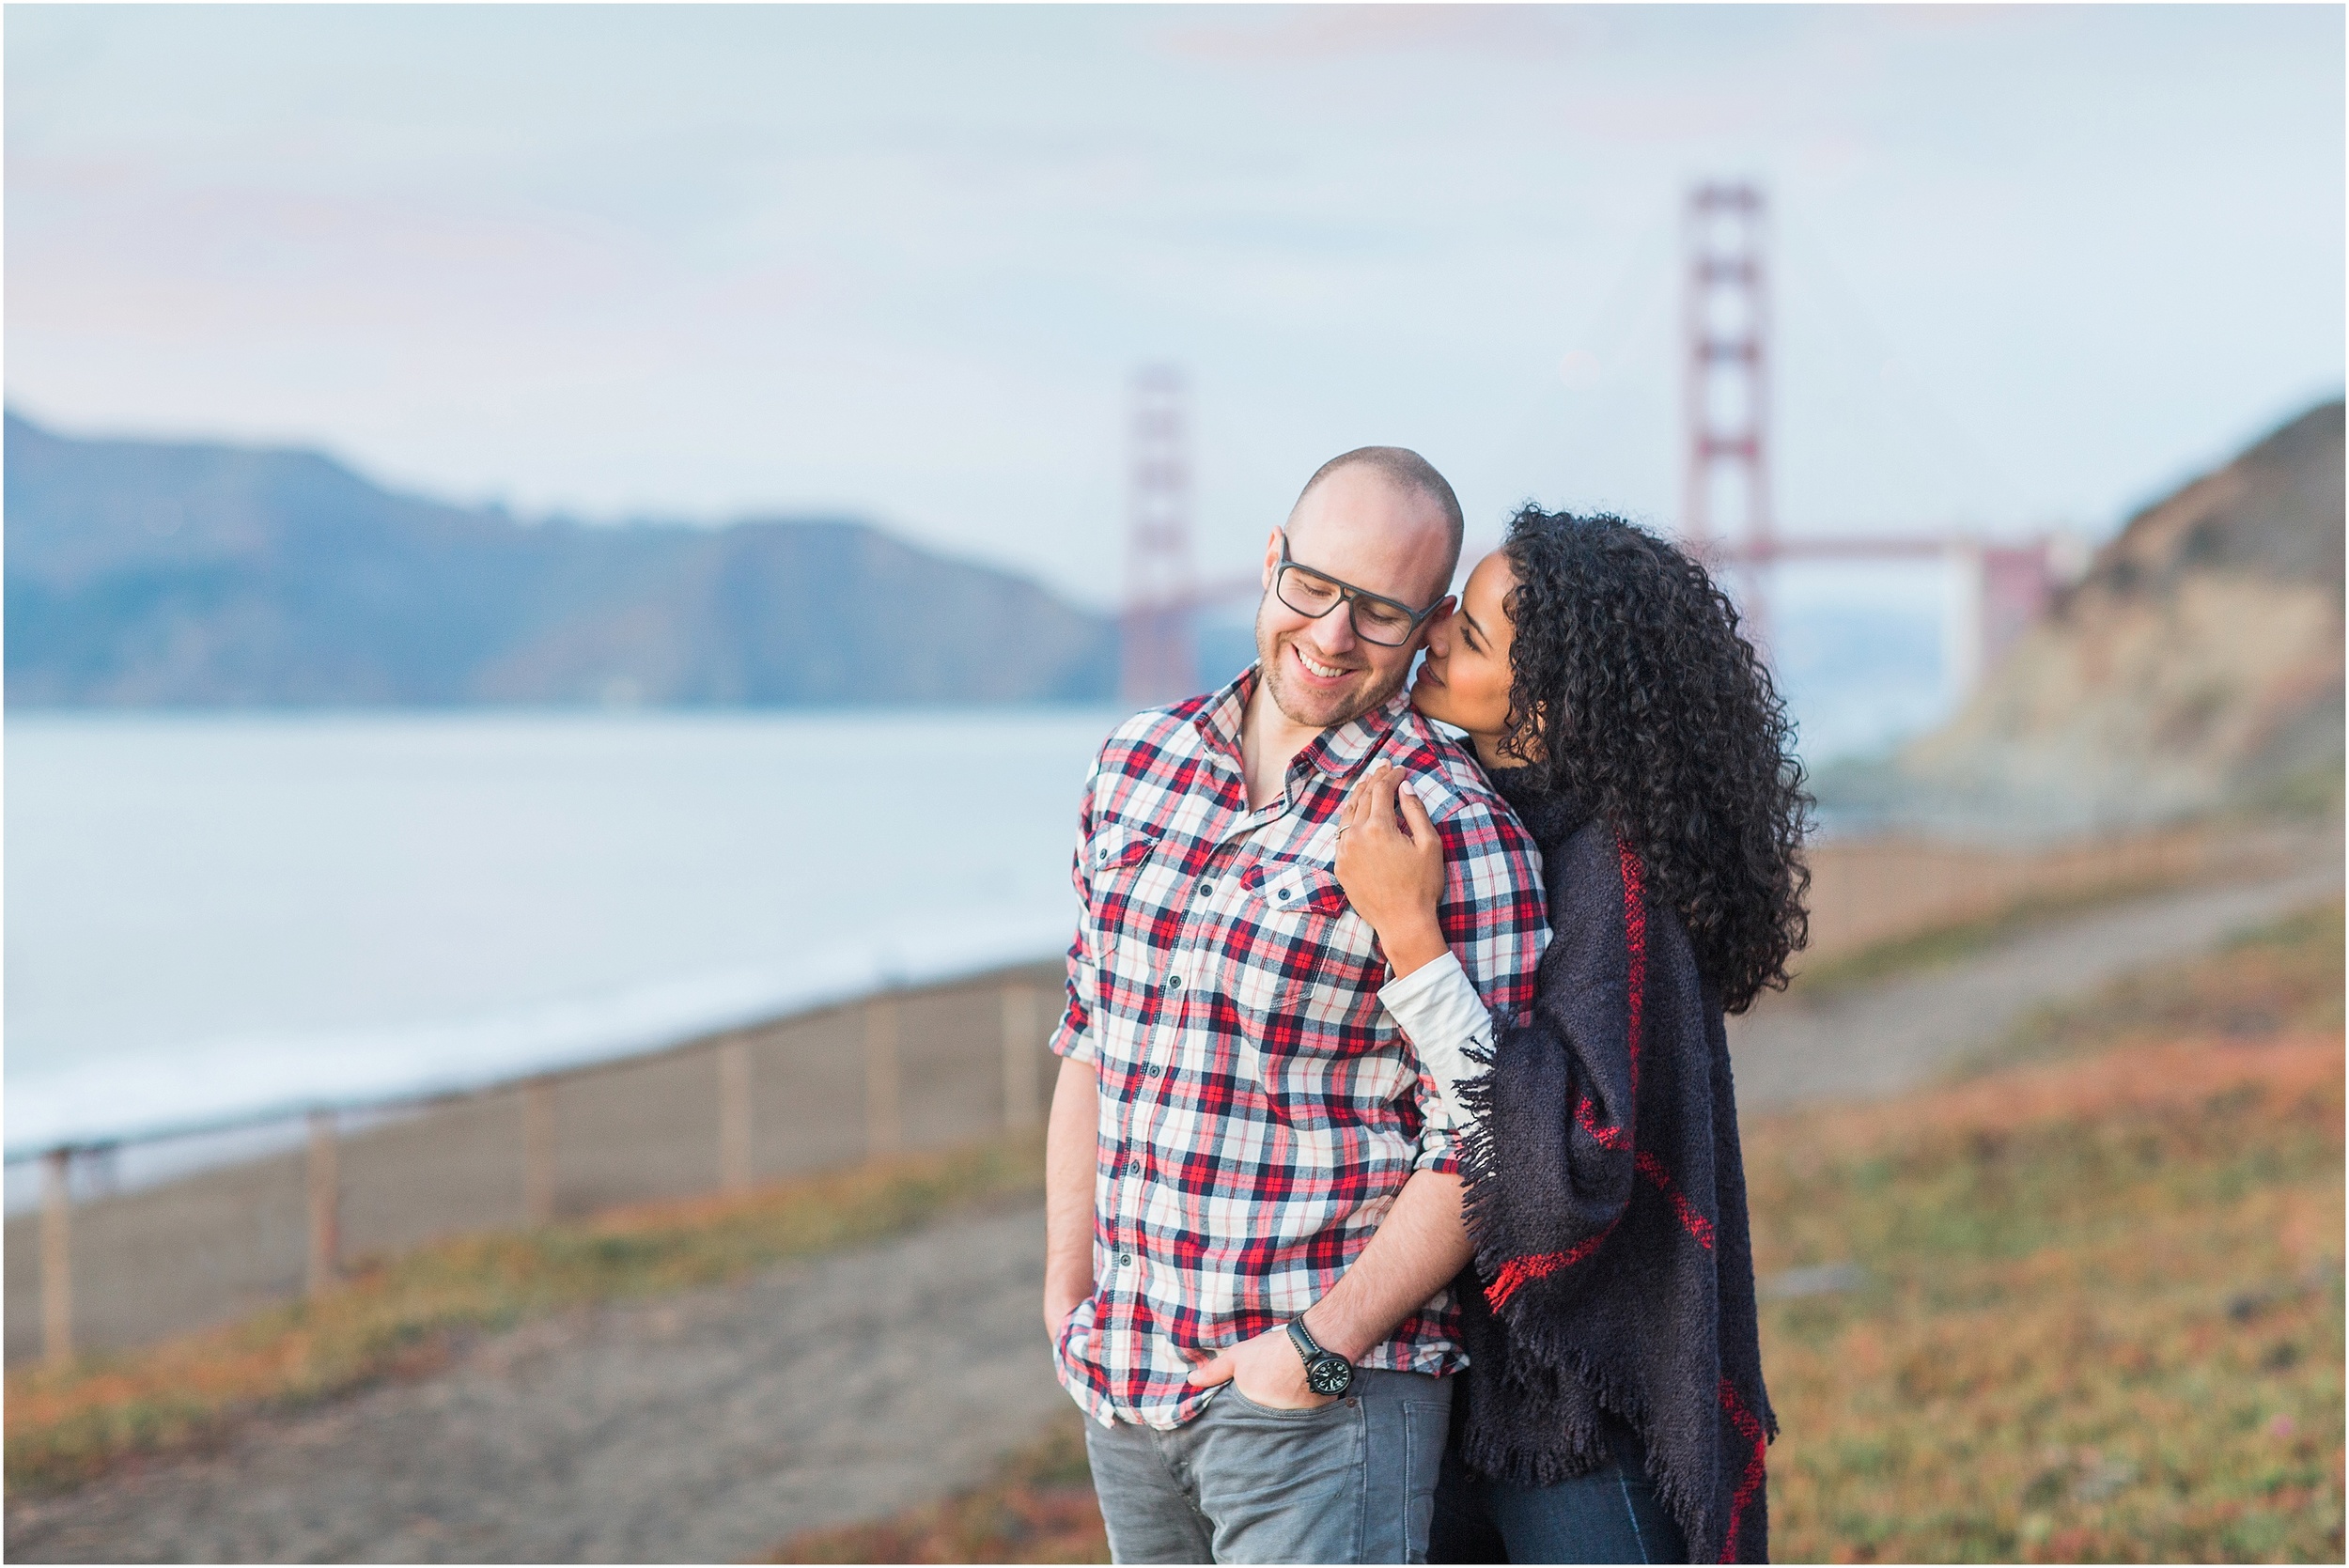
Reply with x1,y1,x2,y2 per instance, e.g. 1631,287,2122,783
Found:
1050,667,1548,1430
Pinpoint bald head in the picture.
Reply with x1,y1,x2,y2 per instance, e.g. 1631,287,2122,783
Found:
1288,446,1465,605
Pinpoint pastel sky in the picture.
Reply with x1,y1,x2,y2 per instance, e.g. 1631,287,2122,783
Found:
7,4,2342,607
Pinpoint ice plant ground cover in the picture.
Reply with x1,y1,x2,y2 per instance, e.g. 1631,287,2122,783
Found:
774,902,2345,1564
1752,901,2342,1562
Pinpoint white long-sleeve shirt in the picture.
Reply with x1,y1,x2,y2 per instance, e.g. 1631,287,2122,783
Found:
1379,944,1545,1130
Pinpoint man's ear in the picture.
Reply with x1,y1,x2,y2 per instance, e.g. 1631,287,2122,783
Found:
1261,527,1284,589
1409,595,1458,651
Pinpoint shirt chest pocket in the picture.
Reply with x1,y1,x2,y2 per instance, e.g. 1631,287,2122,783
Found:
1086,823,1166,959
1255,861,1349,919
1090,823,1159,880
1224,859,1383,1022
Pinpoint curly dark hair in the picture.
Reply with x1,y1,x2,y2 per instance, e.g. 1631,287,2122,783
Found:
1490,507,1812,1013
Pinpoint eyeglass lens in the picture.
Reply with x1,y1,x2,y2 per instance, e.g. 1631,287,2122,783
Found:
1276,565,1419,645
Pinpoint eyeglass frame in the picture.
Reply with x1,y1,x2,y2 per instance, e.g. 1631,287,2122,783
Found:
1271,531,1449,647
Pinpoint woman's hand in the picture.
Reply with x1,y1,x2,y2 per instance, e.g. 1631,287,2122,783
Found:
1333,766,1451,978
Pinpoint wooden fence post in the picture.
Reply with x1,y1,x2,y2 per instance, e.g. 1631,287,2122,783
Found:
522,1079,556,1223
718,1037,754,1193
306,1110,340,1297
40,1148,72,1369
1002,986,1041,1131
864,995,902,1158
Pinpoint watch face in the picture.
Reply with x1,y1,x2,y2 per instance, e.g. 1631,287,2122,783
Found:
1307,1356,1353,1397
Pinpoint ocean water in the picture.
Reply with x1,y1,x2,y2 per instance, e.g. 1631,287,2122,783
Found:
5,623,1945,1174
6,709,1125,1160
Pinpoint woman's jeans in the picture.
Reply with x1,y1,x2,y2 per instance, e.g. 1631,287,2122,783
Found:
1427,1420,1688,1565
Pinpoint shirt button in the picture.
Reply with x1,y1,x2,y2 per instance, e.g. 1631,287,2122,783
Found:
1118,1252,1134,1266
1166,973,1182,990
1197,882,1216,899
1148,1063,1163,1077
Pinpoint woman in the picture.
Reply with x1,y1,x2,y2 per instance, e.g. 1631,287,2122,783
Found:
1331,507,1809,1564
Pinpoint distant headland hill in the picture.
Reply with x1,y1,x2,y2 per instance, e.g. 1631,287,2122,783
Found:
1828,396,2345,835
4,411,1117,707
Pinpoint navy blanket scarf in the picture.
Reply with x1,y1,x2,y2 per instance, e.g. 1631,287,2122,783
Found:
1452,773,1777,1563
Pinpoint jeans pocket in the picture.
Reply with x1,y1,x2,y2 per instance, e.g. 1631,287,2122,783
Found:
1217,1381,1353,1421
1197,1382,1371,1563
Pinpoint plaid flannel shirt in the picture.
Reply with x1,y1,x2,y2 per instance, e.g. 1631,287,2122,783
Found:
1050,666,1548,1430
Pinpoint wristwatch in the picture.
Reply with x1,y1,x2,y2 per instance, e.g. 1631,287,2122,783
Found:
1286,1316,1355,1397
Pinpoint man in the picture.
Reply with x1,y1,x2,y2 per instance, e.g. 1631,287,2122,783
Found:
1043,447,1548,1563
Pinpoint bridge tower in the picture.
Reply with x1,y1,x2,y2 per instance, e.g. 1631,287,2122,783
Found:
1682,182,1774,645
1121,365,1197,706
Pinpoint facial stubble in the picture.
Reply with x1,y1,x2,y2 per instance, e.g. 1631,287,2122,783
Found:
1253,595,1411,732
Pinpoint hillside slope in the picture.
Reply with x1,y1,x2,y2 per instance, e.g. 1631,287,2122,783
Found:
1885,400,2343,832
4,413,1116,707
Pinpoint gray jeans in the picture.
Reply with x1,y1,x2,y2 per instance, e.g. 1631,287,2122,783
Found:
1083,1370,1453,1564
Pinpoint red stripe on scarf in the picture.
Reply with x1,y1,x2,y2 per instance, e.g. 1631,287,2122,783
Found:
1577,1093,1629,1150
1489,839,1660,1310
1717,1378,1768,1561
1575,838,1647,1149
1618,836,1648,1093
1486,1215,1622,1311
1636,1150,1718,1250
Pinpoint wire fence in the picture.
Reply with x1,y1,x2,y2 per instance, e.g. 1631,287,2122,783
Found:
6,958,1064,1368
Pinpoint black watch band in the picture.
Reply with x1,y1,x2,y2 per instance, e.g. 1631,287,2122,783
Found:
1286,1317,1355,1397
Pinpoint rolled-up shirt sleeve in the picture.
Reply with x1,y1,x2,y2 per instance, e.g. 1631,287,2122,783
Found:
1050,764,1102,1067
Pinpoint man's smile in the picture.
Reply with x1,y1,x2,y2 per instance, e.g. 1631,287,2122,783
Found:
1292,644,1353,683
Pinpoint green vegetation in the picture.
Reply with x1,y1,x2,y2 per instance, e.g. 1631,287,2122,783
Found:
1760,901,2346,1560
1756,1039,2341,1560
4,1133,1047,1493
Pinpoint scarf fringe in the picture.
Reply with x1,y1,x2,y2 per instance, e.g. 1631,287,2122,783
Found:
1451,1031,1510,1255
1488,1290,1724,1560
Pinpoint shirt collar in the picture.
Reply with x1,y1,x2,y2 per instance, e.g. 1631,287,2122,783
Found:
1201,661,1411,785
1193,664,1256,766
1296,682,1411,785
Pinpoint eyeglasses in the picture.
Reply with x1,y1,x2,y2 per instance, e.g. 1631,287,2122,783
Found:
1272,533,1445,647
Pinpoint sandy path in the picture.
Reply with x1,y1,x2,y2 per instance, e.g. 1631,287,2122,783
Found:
4,1201,1066,1564
11,856,2341,1563
1727,859,2342,1113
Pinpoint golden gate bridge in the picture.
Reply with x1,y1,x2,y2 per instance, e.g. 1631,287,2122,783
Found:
1118,182,2075,709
